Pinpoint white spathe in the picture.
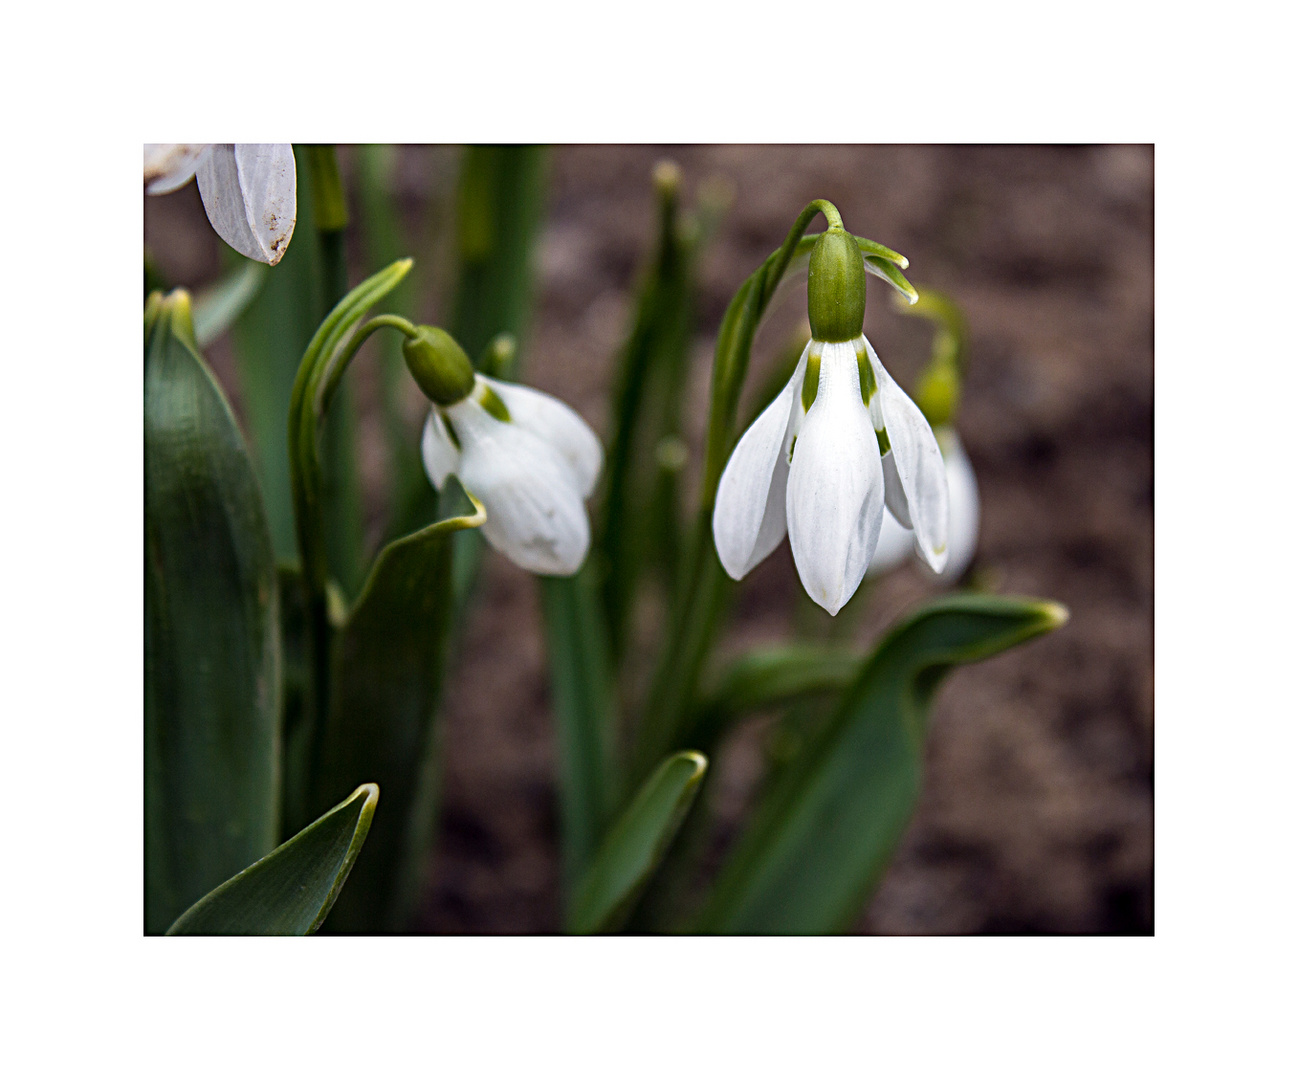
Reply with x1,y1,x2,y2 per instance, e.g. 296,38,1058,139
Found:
144,144,296,266
713,334,949,615
869,428,980,582
421,377,603,577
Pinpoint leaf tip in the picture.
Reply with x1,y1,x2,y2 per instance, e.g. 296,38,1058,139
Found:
1038,601,1070,630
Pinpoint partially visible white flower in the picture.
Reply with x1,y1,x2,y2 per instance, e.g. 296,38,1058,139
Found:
144,144,296,266
713,333,949,615
421,374,603,576
869,427,979,581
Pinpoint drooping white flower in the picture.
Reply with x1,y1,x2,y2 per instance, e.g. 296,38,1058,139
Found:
869,427,979,582
713,333,949,615
421,374,603,577
144,144,296,266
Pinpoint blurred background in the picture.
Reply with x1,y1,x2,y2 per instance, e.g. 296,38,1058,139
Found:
145,145,1153,934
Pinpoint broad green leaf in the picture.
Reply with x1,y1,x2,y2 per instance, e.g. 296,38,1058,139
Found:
568,751,709,934
145,291,280,934
193,259,267,348
539,567,619,897
691,595,1067,934
308,486,485,931
167,784,378,935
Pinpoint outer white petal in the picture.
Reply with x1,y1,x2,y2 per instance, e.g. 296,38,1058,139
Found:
420,409,460,489
478,375,603,498
195,143,297,265
712,343,810,579
144,144,211,194
444,398,590,576
786,341,884,615
929,429,980,581
865,336,950,573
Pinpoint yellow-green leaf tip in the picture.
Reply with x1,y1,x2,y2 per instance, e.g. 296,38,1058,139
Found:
1038,602,1070,629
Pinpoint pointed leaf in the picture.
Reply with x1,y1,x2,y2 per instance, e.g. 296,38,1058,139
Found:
568,751,708,934
691,594,1067,934
193,259,267,348
167,784,378,935
145,292,280,933
308,487,485,931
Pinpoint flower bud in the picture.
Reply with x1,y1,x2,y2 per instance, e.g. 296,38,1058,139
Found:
807,229,865,343
403,326,476,406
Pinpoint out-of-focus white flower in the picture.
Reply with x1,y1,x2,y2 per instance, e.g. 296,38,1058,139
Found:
144,144,296,266
869,427,979,581
713,332,949,615
421,374,603,577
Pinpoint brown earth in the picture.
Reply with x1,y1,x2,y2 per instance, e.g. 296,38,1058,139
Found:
146,144,1154,934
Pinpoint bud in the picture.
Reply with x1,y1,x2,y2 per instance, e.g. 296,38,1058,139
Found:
402,326,476,405
807,228,865,343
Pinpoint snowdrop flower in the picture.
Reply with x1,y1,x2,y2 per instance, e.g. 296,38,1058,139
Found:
144,144,296,265
713,227,949,615
406,327,602,576
869,427,979,581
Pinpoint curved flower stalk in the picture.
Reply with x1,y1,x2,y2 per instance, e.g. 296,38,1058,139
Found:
144,144,296,265
410,328,603,576
869,427,979,581
712,224,949,615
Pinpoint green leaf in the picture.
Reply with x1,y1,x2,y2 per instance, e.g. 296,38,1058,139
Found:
308,486,485,931
691,594,1067,934
192,259,268,348
568,751,709,934
539,567,619,897
599,164,703,663
232,145,328,563
686,645,861,754
166,784,378,935
145,291,281,934
450,145,549,365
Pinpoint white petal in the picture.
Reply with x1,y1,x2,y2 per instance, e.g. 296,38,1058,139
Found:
478,375,604,498
195,143,297,265
929,429,980,581
866,508,914,579
712,343,810,579
444,398,591,576
865,336,950,573
786,340,884,615
420,409,460,489
144,144,210,194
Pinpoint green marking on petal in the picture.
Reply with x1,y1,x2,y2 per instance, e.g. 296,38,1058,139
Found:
442,415,462,450
857,345,879,405
875,427,891,455
801,351,822,412
475,382,512,422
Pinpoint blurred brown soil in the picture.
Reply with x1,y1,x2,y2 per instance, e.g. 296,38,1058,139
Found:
146,144,1153,934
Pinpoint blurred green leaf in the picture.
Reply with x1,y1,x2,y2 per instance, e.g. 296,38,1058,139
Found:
691,595,1067,934
309,485,485,931
568,751,708,934
145,291,280,934
686,645,860,754
600,164,699,663
540,567,618,897
167,784,378,935
232,144,327,563
193,260,267,348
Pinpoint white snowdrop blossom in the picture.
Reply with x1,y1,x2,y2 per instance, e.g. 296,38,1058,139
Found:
421,375,603,577
144,144,296,265
869,427,979,582
713,334,950,615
